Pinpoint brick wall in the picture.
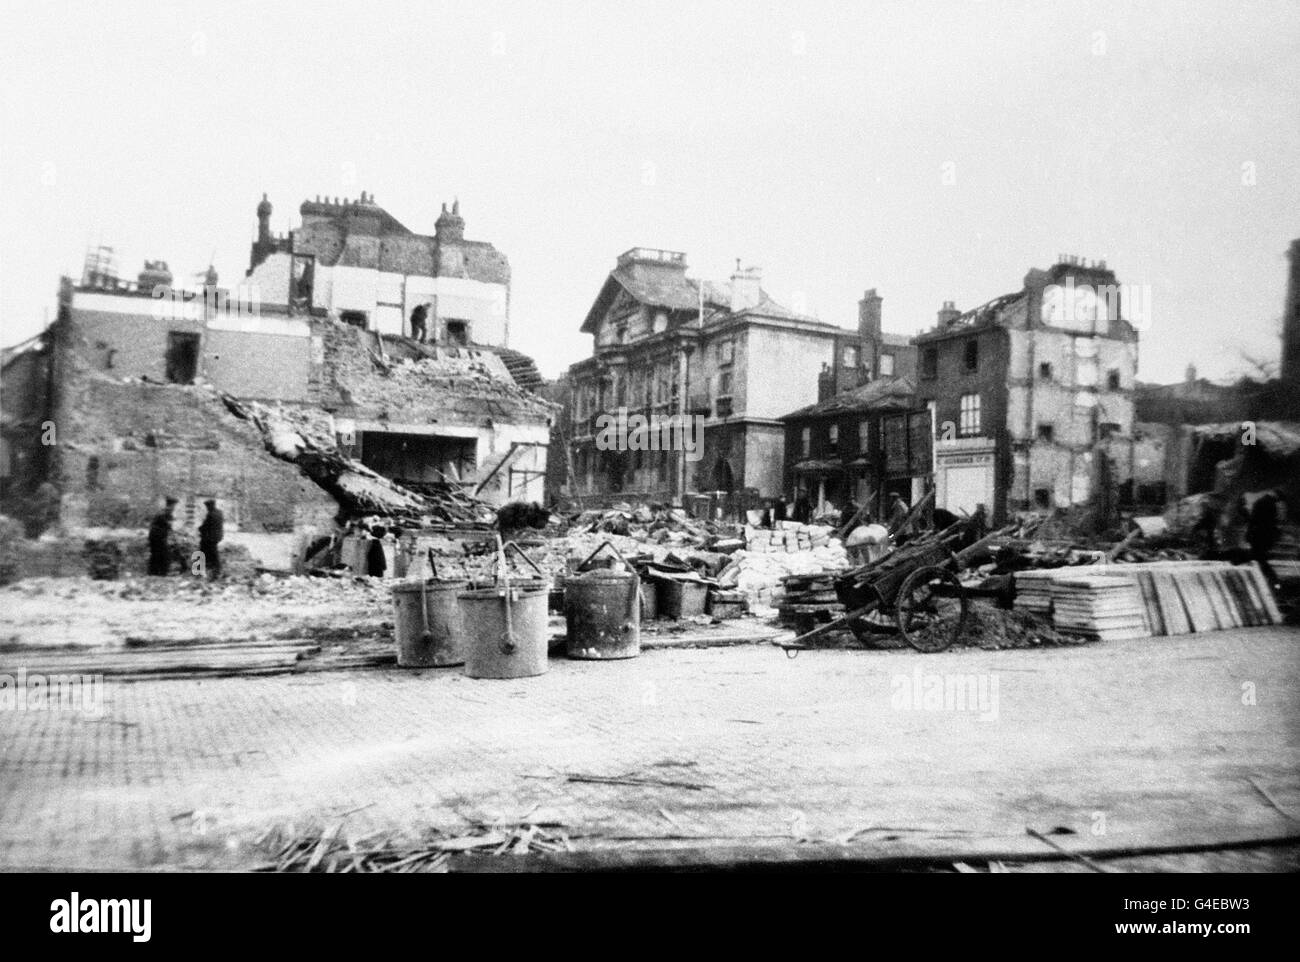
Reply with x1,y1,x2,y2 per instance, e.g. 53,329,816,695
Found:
54,372,336,535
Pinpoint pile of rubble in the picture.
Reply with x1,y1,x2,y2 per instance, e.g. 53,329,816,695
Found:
565,505,742,551
718,541,850,615
912,606,1082,651
221,393,495,525
742,521,836,553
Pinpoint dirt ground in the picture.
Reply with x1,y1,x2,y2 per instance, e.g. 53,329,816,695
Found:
0,574,393,650
1,574,1297,872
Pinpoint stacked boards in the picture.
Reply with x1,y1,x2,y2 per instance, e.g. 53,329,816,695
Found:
1048,574,1148,641
1013,561,1281,639
776,572,844,629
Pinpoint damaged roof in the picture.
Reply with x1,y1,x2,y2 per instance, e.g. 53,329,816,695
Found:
781,376,918,420
338,352,556,425
581,260,817,333
1192,421,1300,458
914,291,1024,342
291,199,509,284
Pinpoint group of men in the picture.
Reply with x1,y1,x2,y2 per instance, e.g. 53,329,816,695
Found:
147,497,224,578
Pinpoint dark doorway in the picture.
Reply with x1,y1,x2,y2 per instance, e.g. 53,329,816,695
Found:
713,457,735,493
357,431,476,485
165,331,200,384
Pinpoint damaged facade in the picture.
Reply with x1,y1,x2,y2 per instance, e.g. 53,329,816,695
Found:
566,248,905,507
5,202,552,568
247,193,511,347
914,256,1140,525
780,377,932,517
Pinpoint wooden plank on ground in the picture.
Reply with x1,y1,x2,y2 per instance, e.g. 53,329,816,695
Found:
1244,563,1283,624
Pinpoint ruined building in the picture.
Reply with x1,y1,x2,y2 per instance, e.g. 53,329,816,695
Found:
780,376,931,518
914,256,1140,525
3,202,552,568
566,248,899,505
247,193,511,348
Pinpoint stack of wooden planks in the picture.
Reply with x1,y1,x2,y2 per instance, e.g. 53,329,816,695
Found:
776,572,844,629
1013,561,1281,638
1047,574,1148,641
1012,571,1056,618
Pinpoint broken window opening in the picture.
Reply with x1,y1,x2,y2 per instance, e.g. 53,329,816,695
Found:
339,310,369,330
357,431,477,488
921,347,938,379
445,320,470,347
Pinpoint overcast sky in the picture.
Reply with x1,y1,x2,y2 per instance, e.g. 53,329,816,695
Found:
2,0,1297,383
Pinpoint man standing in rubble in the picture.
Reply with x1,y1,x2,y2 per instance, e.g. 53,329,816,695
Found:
148,497,178,576
887,491,911,535
1246,488,1282,589
198,499,224,579
409,302,430,343
366,524,389,578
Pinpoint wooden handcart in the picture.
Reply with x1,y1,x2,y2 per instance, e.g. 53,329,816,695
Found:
778,522,1016,655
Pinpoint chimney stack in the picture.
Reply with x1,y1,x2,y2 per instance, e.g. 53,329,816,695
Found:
937,300,960,328
729,264,762,312
858,289,882,341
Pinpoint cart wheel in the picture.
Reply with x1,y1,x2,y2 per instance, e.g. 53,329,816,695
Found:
896,566,968,653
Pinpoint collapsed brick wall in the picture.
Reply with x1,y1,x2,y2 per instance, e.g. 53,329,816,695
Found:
54,371,337,534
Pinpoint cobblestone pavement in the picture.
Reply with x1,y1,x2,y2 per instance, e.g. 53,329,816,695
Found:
2,627,1298,870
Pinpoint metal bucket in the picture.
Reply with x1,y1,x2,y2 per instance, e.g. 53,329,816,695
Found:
391,579,468,668
565,541,640,660
459,584,550,679
658,577,709,620
459,538,551,679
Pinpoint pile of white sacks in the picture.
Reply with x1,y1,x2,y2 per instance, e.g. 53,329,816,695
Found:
717,537,850,617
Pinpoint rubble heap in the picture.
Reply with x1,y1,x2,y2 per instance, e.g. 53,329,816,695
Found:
221,394,494,524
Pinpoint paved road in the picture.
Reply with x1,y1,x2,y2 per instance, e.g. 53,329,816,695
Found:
1,627,1297,869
